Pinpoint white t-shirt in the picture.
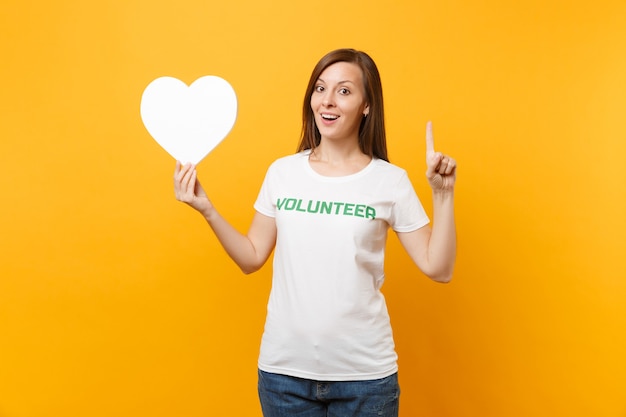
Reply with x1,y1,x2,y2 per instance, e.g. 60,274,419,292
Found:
253,150,429,381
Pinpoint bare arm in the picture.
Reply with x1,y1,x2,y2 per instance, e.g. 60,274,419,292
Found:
174,162,276,274
396,122,457,283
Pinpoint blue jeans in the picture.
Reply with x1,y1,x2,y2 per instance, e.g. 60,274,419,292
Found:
257,369,400,417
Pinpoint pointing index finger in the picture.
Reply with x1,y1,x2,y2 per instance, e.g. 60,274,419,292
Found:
426,121,435,155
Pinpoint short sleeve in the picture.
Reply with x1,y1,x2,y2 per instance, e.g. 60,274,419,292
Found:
389,172,430,232
253,163,276,218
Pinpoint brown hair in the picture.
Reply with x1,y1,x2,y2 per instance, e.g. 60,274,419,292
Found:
296,48,389,162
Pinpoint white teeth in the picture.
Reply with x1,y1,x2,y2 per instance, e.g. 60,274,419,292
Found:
322,114,338,120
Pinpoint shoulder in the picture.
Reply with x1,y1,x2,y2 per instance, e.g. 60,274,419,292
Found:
367,159,419,195
263,150,310,178
370,158,409,179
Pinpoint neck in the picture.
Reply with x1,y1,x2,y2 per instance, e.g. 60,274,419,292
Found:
308,139,371,177
311,138,364,163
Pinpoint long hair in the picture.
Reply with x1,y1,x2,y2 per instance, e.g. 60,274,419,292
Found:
296,48,389,162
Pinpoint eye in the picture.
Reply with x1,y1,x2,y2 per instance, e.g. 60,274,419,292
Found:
339,87,350,95
314,85,325,93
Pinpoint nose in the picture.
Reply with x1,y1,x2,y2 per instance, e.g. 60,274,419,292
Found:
322,91,334,107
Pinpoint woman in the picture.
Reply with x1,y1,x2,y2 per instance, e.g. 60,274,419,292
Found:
174,48,457,417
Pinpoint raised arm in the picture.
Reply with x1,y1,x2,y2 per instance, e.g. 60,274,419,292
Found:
174,162,276,274
396,121,457,283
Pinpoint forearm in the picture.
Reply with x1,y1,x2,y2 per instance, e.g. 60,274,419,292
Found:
426,190,457,282
202,207,266,274
174,162,274,273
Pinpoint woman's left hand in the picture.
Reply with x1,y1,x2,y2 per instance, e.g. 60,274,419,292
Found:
425,121,456,192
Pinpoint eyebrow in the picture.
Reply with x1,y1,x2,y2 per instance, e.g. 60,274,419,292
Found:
317,78,356,85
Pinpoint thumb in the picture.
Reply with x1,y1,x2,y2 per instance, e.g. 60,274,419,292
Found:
426,151,443,179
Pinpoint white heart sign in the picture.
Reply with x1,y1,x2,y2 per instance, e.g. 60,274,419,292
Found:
140,76,237,165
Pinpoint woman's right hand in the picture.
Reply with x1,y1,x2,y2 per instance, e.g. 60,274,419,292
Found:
173,161,213,217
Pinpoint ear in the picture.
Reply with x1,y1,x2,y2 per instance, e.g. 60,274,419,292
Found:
363,103,370,117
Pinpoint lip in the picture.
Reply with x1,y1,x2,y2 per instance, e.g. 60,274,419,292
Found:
319,113,339,125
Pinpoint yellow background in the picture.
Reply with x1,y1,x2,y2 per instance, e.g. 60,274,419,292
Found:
1,0,625,416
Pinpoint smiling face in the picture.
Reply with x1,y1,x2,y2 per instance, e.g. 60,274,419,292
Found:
310,61,370,144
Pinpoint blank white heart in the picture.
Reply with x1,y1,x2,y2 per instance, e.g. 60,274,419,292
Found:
140,76,237,165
